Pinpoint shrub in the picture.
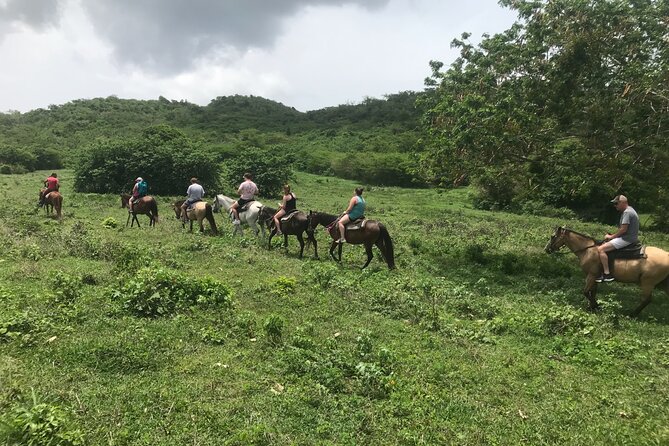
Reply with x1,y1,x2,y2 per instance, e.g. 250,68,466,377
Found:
263,314,285,345
101,217,118,229
74,125,222,195
50,272,83,305
221,146,294,197
109,268,233,317
0,391,84,446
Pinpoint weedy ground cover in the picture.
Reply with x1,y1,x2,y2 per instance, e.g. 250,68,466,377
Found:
1,170,668,444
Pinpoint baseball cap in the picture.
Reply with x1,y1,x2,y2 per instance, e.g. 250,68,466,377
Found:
610,194,627,204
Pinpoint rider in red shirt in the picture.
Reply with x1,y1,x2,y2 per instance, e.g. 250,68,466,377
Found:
39,173,60,207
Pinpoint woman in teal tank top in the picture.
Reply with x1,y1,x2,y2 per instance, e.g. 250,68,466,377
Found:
337,187,366,243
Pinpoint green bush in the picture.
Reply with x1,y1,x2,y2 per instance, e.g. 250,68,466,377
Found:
221,146,294,197
109,267,233,317
50,272,82,305
74,124,222,195
0,391,84,445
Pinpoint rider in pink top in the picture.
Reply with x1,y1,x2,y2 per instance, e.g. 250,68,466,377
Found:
231,173,259,223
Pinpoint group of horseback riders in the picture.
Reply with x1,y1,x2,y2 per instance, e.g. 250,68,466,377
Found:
38,173,635,272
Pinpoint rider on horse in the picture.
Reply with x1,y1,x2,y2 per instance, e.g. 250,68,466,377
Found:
129,177,148,212
337,187,366,243
180,177,205,222
272,184,297,235
231,173,258,225
39,172,59,207
596,194,640,283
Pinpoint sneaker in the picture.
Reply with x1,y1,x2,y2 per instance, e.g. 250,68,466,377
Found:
233,219,241,225
603,273,615,282
595,275,604,283
336,238,346,244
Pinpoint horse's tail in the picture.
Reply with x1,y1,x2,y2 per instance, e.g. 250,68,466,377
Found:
151,198,159,223
205,203,218,235
378,223,395,269
54,193,63,219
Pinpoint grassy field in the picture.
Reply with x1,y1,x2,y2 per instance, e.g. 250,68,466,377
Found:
1,170,669,445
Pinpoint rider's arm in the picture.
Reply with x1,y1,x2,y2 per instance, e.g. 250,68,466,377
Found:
605,224,629,240
344,197,356,214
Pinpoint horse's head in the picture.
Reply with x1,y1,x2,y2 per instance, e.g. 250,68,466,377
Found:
545,226,569,254
120,194,130,208
172,201,183,219
306,210,319,235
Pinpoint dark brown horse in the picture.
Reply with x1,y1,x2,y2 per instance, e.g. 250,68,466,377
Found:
258,206,318,259
545,227,669,316
43,191,62,220
173,200,218,235
307,211,395,269
121,194,159,227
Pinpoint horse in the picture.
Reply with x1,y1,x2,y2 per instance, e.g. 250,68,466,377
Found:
120,194,159,227
173,200,218,235
258,206,318,259
307,211,395,269
42,191,62,220
212,194,265,237
545,226,669,316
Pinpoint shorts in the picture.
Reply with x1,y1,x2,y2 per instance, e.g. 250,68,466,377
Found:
237,198,253,207
610,238,632,249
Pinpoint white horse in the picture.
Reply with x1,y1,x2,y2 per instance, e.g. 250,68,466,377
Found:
212,194,266,237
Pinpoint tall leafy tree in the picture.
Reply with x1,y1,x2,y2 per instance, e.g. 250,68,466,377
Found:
419,0,669,222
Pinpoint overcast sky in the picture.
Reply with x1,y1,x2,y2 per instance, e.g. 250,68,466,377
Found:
0,0,516,113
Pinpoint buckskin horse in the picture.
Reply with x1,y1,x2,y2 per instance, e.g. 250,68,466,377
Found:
545,226,669,316
212,194,265,237
173,200,218,235
42,191,63,220
307,211,395,269
258,206,318,259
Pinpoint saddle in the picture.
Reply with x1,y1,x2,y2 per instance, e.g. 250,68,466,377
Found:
239,200,255,213
344,216,367,232
280,209,299,223
186,199,202,212
607,242,647,273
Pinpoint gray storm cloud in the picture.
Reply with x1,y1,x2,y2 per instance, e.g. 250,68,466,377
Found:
0,0,388,74
0,0,61,33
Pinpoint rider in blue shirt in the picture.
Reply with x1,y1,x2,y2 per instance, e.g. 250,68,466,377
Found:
337,187,366,243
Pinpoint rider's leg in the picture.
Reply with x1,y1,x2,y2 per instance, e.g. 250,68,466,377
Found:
598,243,615,274
181,202,189,222
337,214,350,243
273,209,285,234
231,202,239,222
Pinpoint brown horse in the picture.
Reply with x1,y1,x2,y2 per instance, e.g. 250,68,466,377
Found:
545,226,669,316
258,206,318,259
42,191,62,220
307,211,394,269
173,200,218,235
121,194,159,227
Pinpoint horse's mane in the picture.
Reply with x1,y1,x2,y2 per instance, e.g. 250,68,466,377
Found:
563,227,596,241
315,211,338,220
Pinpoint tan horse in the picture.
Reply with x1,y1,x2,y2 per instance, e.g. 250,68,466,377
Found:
173,200,218,235
42,191,62,220
545,227,669,316
121,194,159,227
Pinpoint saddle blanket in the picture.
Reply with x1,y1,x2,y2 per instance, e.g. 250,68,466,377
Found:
608,242,647,273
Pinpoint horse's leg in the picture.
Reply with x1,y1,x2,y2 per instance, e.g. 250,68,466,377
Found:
583,274,599,311
297,233,305,259
283,233,288,248
268,229,275,249
630,282,655,317
189,220,194,232
329,241,339,261
311,235,319,259
362,243,374,269
133,214,140,228
126,212,132,227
